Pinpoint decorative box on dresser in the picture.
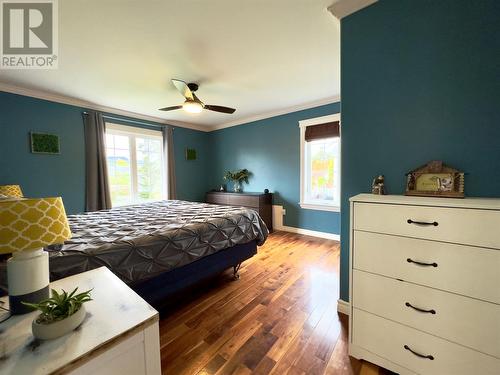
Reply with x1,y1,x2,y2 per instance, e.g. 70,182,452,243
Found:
349,194,500,375
206,191,273,232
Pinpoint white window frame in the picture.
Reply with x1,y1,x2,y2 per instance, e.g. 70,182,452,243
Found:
299,113,341,212
105,123,166,206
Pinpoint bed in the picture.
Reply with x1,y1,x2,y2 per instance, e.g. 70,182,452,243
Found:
0,200,269,308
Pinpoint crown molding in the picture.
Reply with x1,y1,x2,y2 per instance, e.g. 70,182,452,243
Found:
328,0,378,20
298,113,341,128
207,95,341,132
0,82,209,132
0,82,341,133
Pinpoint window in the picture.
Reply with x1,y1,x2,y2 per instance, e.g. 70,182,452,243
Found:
105,123,165,207
299,114,341,212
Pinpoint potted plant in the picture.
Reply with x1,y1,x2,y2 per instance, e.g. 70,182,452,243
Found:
223,169,251,192
22,287,92,340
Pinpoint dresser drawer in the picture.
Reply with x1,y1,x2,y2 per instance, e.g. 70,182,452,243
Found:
353,231,500,304
206,193,228,205
352,309,500,375
206,193,260,208
353,270,500,358
353,202,500,249
228,194,260,208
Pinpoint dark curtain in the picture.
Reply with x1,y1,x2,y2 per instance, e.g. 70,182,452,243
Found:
83,111,111,211
163,126,177,199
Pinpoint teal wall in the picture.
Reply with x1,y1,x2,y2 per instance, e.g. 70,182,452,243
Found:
209,103,341,234
0,92,211,214
174,126,211,202
0,90,340,234
340,0,500,301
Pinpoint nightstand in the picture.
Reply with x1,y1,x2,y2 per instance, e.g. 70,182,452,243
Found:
0,267,161,375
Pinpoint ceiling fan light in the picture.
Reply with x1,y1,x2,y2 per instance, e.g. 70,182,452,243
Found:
182,100,203,114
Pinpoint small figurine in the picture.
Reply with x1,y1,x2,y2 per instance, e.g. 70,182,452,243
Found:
372,175,386,195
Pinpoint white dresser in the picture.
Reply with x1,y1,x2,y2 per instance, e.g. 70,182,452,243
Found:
0,267,161,375
348,194,500,375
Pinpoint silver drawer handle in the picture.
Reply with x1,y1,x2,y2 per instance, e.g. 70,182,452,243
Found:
404,345,435,360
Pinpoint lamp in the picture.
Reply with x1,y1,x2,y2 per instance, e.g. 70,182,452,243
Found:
0,185,24,198
0,197,71,314
182,100,203,114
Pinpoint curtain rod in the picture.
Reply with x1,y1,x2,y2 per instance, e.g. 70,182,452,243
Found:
82,111,170,129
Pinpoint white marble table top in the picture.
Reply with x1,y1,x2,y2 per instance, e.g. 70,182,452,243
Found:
0,267,158,375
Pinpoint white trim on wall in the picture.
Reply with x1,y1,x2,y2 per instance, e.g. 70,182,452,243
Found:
328,0,378,20
299,202,340,212
0,82,207,132
0,82,340,133
207,95,341,131
298,113,341,128
279,225,340,241
272,205,340,241
106,123,162,138
337,299,350,315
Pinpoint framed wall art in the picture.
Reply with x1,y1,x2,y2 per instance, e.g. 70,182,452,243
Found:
185,148,197,161
406,160,464,198
30,132,60,154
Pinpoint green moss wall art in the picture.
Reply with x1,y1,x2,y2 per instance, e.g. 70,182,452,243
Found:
30,132,60,154
185,147,197,161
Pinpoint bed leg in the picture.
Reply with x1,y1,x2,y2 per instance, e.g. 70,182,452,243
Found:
233,264,241,280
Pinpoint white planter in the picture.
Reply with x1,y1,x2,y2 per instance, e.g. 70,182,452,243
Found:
32,305,86,340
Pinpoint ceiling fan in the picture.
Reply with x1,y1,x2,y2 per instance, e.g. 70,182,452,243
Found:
159,79,236,114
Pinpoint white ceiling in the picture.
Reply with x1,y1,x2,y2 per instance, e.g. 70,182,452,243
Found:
0,0,340,130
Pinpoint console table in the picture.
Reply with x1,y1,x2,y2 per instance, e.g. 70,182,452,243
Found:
0,267,161,375
206,191,273,232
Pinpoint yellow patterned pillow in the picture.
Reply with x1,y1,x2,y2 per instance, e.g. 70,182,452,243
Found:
0,197,72,254
0,185,23,198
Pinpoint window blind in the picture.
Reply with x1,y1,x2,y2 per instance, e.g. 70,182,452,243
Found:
304,121,340,142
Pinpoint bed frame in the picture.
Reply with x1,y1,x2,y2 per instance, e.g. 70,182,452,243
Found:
0,241,258,307
131,240,258,309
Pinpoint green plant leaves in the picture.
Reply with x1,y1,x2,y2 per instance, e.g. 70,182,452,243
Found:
21,287,93,324
223,169,251,184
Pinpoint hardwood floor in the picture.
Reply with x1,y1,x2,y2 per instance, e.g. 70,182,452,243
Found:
159,231,394,375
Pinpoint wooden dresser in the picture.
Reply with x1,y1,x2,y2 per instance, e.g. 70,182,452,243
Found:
206,191,273,232
349,194,500,375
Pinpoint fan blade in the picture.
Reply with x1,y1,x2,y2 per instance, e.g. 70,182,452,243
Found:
204,105,236,114
159,105,182,111
192,93,203,104
172,79,194,100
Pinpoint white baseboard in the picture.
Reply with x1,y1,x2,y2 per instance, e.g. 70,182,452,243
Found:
337,299,350,315
279,225,340,241
272,204,340,241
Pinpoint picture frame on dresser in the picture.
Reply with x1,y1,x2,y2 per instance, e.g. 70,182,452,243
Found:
405,160,464,198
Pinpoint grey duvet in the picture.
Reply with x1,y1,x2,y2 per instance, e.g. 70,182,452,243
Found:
0,200,268,290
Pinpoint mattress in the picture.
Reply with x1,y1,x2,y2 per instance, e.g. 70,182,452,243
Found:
0,200,268,290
